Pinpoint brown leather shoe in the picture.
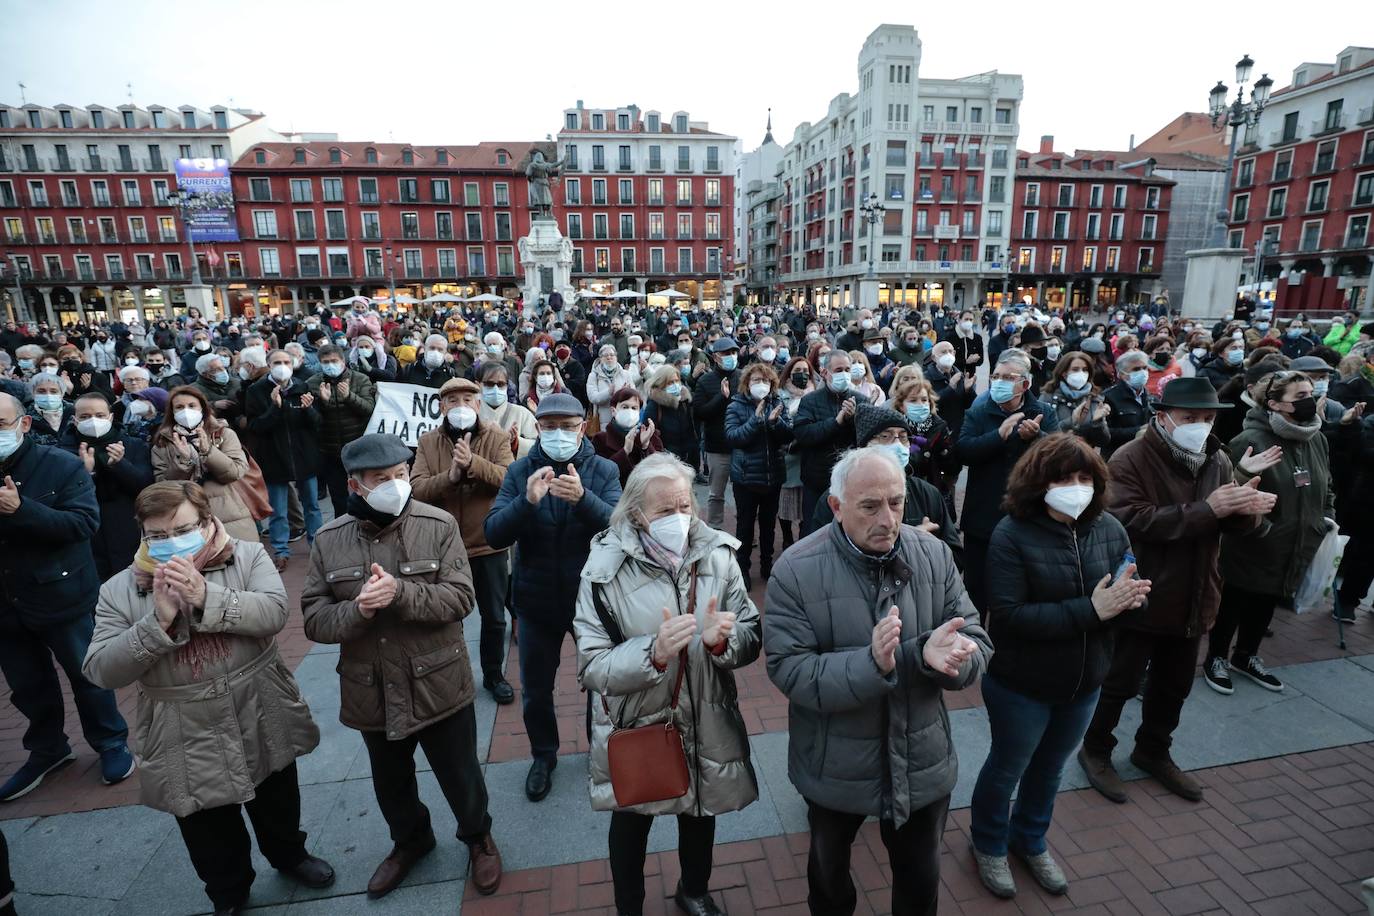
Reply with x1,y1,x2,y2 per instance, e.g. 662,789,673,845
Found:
1077,747,1128,804
366,835,436,898
466,832,503,895
1130,750,1203,802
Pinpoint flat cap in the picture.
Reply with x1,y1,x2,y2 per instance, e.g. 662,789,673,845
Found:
341,433,412,474
1080,336,1107,355
534,392,585,419
709,336,739,353
1289,355,1334,374
438,377,479,397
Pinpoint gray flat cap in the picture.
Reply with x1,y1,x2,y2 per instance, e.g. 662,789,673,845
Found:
710,336,739,353
341,433,413,474
1289,355,1334,374
1079,337,1107,355
534,392,585,419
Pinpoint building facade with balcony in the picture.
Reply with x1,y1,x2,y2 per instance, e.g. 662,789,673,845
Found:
225,141,536,316
0,101,282,324
555,102,736,308
1225,46,1374,312
733,115,782,301
744,179,783,305
774,24,1022,312
1009,136,1175,310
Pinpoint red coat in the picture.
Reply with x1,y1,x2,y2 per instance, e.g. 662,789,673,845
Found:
592,423,664,485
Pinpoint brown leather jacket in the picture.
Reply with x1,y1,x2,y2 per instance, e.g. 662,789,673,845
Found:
301,500,476,739
410,420,514,559
1106,422,1263,637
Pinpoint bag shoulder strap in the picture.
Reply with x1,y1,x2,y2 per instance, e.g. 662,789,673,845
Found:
592,562,697,721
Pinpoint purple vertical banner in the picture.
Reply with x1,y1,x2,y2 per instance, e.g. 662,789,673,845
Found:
173,158,239,242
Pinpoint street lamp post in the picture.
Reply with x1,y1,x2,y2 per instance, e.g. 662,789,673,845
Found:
1207,55,1273,248
385,244,397,304
165,190,206,286
859,191,886,279
4,252,24,324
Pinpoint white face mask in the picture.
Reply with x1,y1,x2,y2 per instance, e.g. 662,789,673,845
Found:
536,374,554,390
861,318,874,329
361,478,412,516
614,407,639,429
129,399,154,418
447,406,477,430
1044,483,1095,520
866,343,883,356
424,349,446,368
959,320,974,332
1191,347,1208,360
76,416,112,438
759,347,777,363
174,408,203,429
647,511,691,555
749,381,772,400
1065,370,1090,389
1046,345,1062,361
936,352,956,369
1166,415,1212,453
270,364,293,383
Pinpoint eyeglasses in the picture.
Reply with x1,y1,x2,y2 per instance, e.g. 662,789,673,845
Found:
143,521,201,541
538,420,583,433
0,416,22,430
990,373,1025,383
869,430,911,446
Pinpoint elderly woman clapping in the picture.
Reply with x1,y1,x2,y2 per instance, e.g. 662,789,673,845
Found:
574,452,761,916
82,481,332,914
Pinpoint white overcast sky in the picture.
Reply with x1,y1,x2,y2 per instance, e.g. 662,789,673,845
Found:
2,0,1364,155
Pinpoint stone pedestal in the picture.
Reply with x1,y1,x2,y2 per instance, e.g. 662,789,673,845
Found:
518,218,575,313
857,277,880,310
1181,247,1245,320
183,284,218,322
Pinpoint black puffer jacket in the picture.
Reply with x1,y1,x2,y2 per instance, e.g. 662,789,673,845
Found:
791,386,857,491
692,366,739,454
1102,381,1154,458
724,393,793,489
985,509,1133,704
643,387,697,467
244,376,322,483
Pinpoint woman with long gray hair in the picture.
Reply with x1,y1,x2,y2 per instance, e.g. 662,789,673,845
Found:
573,452,761,916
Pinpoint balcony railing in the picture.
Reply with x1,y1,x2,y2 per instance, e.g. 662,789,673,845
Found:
19,158,44,172
49,157,76,172
1312,114,1345,136
114,158,138,172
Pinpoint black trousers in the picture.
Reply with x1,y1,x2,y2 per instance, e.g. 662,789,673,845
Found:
469,552,511,680
174,762,308,910
1082,629,1201,760
1337,532,1374,610
0,827,11,902
962,534,991,615
318,450,350,519
608,812,715,915
800,483,827,537
806,794,950,916
733,482,780,573
1207,584,1278,664
360,704,492,850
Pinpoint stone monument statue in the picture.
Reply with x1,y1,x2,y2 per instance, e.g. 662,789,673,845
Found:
525,150,564,221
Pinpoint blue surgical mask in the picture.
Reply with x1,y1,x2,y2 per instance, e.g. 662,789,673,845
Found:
905,403,931,424
212,370,230,385
33,394,63,411
539,429,579,462
321,362,345,378
146,528,205,564
666,383,682,397
1255,322,1269,332
1226,348,1245,366
1286,328,1302,339
481,386,508,407
1313,379,1330,397
1126,369,1149,390
828,373,850,393
989,379,1018,404
777,348,790,362
18,359,34,371
886,441,911,469
0,429,21,461
720,354,738,371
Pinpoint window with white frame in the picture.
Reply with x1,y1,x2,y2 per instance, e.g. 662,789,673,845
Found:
252,210,278,237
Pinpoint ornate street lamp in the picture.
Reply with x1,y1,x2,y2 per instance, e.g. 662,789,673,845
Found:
1208,54,1273,247
165,189,206,285
859,191,886,279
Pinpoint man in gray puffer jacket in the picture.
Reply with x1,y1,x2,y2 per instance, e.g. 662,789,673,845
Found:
765,445,992,916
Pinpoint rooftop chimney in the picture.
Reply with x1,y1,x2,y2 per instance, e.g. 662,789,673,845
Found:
1039,135,1055,155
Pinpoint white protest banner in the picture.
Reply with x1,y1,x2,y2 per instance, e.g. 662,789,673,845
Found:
366,382,444,447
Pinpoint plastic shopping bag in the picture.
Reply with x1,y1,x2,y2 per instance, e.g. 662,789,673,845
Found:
1293,528,1348,614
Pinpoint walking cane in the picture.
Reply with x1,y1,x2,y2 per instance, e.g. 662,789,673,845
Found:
1333,577,1347,651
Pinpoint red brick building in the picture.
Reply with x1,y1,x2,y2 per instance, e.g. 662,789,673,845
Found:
224,141,537,316
1010,136,1174,310
555,102,735,307
1224,47,1374,313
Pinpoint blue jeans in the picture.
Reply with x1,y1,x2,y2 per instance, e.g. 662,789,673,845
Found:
517,616,571,761
970,674,1099,857
266,478,321,557
0,612,129,760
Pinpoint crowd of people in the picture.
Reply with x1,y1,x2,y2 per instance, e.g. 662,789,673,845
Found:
0,293,1370,915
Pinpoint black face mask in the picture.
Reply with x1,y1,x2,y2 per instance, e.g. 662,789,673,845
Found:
1288,396,1317,423
791,372,810,387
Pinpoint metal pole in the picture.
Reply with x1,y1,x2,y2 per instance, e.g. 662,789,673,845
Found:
1210,118,1243,249
1253,239,1265,305
184,201,204,286
8,264,23,325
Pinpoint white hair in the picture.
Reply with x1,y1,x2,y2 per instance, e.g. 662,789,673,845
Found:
483,331,505,347
830,445,904,504
118,365,150,384
610,452,698,529
195,352,225,375
1115,349,1148,373
599,344,618,359
994,347,1032,380
425,333,448,349
239,347,268,369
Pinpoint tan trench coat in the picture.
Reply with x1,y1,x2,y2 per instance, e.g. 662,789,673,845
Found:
82,538,319,817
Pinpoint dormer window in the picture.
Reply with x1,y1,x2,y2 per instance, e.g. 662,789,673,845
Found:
27,110,40,128
402,148,414,165
294,148,306,164
436,148,449,165
89,110,103,129
255,150,266,164
123,110,135,129
183,110,196,129
565,112,578,130
496,151,507,165
329,147,341,164
151,109,167,129
1294,69,1307,87
617,112,630,130
365,147,378,164
592,113,605,130
674,114,688,133
647,113,660,132
213,109,228,130
59,110,73,129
